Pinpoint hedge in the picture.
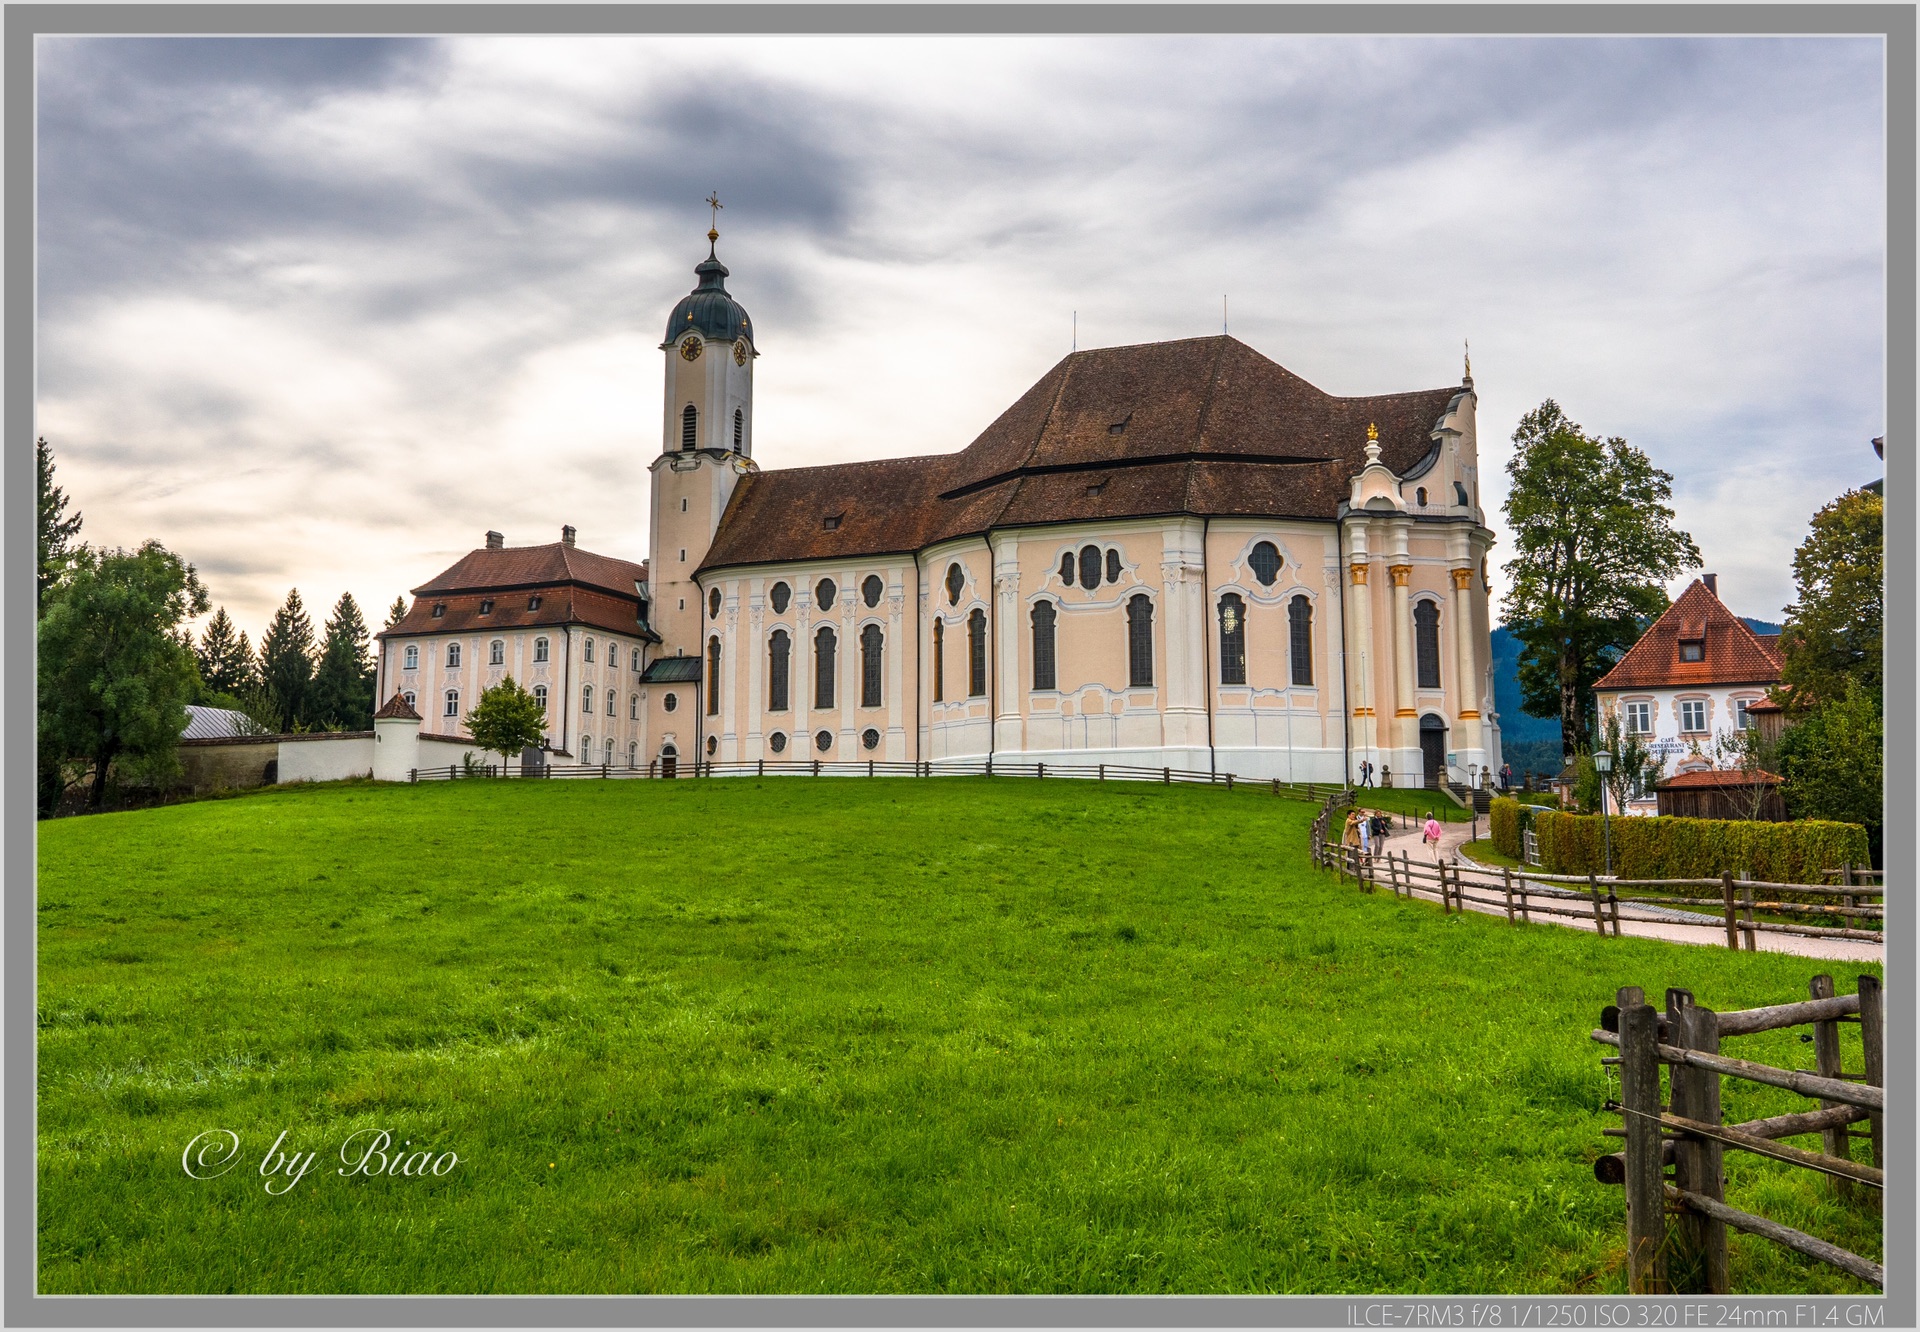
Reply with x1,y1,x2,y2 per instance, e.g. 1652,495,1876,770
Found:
1489,796,1532,859
1530,810,1868,883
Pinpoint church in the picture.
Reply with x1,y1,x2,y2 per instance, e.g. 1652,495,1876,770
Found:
376,223,1502,789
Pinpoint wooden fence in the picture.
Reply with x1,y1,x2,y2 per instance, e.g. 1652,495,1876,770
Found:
1307,799,1883,949
1589,976,1884,1293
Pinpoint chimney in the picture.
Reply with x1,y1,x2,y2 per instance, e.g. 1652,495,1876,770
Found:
1702,573,1718,596
561,525,576,548
485,530,504,550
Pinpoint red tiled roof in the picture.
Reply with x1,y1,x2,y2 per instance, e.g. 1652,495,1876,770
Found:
1594,579,1784,691
380,585,650,642
412,541,647,599
1656,768,1783,789
373,692,421,721
700,335,1465,571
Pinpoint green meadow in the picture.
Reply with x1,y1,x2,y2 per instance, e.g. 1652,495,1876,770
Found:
36,777,1881,1294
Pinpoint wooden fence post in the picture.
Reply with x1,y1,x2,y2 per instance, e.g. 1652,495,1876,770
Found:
1721,873,1739,950
1502,866,1515,924
1163,766,1171,785
1609,886,1622,938
1618,993,1669,1294
1589,873,1607,935
1808,975,1853,1200
1742,884,1756,950
1099,763,1106,781
1857,974,1884,1170
1666,993,1730,1294
1517,875,1529,924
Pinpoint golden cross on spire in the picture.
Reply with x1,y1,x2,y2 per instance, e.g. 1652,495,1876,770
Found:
706,191,723,243
1367,422,1378,442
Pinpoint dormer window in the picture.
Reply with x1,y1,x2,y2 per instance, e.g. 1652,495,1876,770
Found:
1086,481,1107,496
478,598,494,615
527,595,541,611
1679,639,1705,663
823,513,843,531
431,603,446,618
1107,412,1131,435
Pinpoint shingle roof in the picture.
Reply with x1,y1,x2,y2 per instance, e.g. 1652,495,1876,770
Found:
700,336,1464,572
412,541,647,599
1594,579,1784,691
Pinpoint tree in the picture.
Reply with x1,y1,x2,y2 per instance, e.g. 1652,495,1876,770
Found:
1776,679,1882,865
308,592,375,730
464,676,547,767
195,607,259,697
1595,709,1659,817
1779,488,1881,712
258,589,316,732
38,542,209,811
1706,724,1783,822
385,596,409,631
1500,401,1701,759
37,436,84,616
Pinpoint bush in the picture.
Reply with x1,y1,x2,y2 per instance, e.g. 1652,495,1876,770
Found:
1531,810,1868,883
1489,797,1532,859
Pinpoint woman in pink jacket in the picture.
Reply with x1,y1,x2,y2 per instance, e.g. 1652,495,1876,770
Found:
1422,814,1444,862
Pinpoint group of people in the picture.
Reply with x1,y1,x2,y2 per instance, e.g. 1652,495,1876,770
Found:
1344,808,1447,862
1355,759,1516,790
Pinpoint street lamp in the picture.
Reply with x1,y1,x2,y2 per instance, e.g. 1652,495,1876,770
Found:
1593,749,1614,878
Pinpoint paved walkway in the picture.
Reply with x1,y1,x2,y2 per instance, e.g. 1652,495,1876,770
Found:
1343,805,1882,963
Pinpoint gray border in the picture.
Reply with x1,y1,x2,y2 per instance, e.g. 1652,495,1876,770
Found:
8,5,1910,1328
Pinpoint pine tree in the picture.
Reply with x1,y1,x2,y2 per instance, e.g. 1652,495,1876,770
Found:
385,596,409,631
37,437,84,617
309,592,375,731
196,608,259,697
258,589,316,732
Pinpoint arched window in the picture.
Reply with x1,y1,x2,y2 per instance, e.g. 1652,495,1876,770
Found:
583,637,594,663
444,689,459,717
628,741,638,768
1078,545,1102,590
707,636,722,715
630,693,639,720
1249,541,1281,586
632,647,642,672
606,687,615,716
1454,481,1471,506
533,684,548,712
1058,552,1075,586
681,404,698,451
816,579,837,611
1415,486,1428,507
967,608,987,697
1127,595,1154,687
581,733,590,760
1415,601,1442,689
1288,596,1313,686
705,735,716,757
532,637,548,663
447,642,462,668
733,408,744,452
931,620,944,702
606,738,615,764
1218,593,1247,685
945,563,964,605
1031,600,1057,691
770,582,791,615
582,684,593,714
403,644,418,670
860,624,884,708
489,639,504,666
862,574,883,608
814,626,837,709
1105,548,1122,584
708,589,721,619
768,629,791,711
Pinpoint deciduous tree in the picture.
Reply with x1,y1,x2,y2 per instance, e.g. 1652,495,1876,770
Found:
38,542,209,810
1500,401,1700,759
1779,488,1881,711
1777,679,1882,866
464,676,547,767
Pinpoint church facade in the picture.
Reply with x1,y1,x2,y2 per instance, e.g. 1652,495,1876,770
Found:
377,233,1502,788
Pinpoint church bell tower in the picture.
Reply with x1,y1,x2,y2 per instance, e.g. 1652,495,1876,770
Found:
648,197,757,658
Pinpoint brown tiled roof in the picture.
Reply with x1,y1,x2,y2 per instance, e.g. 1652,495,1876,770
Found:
700,335,1464,571
1594,579,1785,691
413,541,647,599
1656,768,1783,789
379,586,650,641
374,692,421,721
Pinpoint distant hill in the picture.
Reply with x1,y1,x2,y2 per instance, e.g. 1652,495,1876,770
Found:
1490,618,1781,777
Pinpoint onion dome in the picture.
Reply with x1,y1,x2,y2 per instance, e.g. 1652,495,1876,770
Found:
664,240,752,346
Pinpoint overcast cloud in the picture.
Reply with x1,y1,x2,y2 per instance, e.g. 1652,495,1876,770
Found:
36,35,1885,641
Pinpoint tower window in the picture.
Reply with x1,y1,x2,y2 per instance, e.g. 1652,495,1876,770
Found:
630,694,639,720
664,693,677,713
1127,595,1154,688
733,408,744,452
1289,596,1313,686
967,608,987,697
1078,545,1102,590
1218,593,1246,685
768,628,791,711
770,582,791,614
860,623,884,708
682,404,698,451
1031,600,1057,692
862,574,883,608
607,688,615,716
1249,541,1281,586
814,626,837,709
1415,601,1442,689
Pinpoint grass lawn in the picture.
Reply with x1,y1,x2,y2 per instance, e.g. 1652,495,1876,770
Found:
37,777,1881,1294
1460,839,1526,871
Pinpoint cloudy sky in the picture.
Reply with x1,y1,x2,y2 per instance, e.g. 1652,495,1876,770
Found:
37,34,1885,643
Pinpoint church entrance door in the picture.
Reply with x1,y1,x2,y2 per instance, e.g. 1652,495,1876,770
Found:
660,745,678,779
1419,715,1447,789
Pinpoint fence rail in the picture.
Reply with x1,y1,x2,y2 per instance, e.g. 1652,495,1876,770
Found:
1591,975,1884,1294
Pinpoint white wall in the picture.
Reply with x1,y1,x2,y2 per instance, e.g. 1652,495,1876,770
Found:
276,735,375,783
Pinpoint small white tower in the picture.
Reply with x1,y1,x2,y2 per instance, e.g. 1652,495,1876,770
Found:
648,198,757,657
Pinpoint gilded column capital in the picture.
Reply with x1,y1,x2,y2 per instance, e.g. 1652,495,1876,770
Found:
1388,564,1412,587
1451,566,1474,590
1349,562,1369,586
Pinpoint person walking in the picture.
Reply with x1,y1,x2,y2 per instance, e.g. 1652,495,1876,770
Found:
1360,760,1374,788
1422,812,1444,863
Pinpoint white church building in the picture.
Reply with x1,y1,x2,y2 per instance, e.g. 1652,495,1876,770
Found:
374,226,1502,788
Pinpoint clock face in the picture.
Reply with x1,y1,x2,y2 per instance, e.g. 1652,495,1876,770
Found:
733,339,749,366
679,336,702,362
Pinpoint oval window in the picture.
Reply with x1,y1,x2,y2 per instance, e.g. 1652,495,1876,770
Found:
1079,545,1102,590
706,735,718,756
862,574,883,608
708,589,721,619
815,729,833,752
862,728,880,751
770,582,791,614
945,563,964,606
769,732,787,754
663,693,678,713
1058,553,1075,586
1250,541,1281,586
1105,548,1122,584
816,579,837,611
